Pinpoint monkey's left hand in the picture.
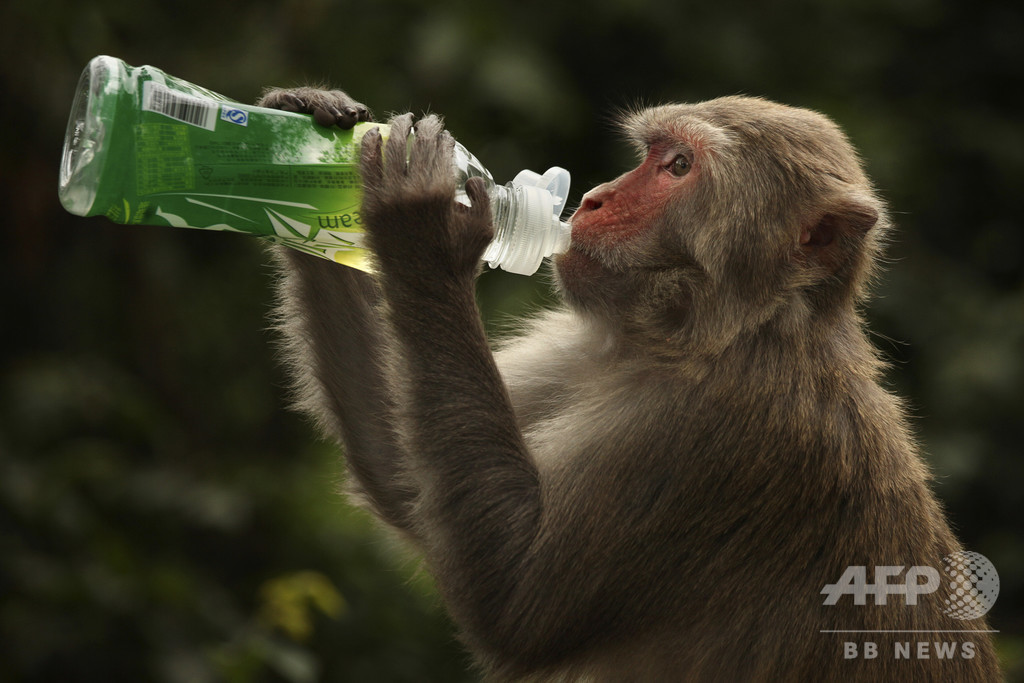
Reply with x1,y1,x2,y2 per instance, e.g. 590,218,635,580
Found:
359,113,493,283
258,86,372,129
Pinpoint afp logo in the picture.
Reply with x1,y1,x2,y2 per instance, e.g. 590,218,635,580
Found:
221,106,249,126
822,551,999,619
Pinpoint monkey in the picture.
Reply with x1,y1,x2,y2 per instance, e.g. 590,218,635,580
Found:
260,87,1002,681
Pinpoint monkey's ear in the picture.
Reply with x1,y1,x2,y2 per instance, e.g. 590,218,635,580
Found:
799,199,878,271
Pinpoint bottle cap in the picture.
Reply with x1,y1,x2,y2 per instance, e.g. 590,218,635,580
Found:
489,166,571,275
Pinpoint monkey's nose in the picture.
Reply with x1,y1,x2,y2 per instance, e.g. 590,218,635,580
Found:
579,195,603,213
571,186,614,224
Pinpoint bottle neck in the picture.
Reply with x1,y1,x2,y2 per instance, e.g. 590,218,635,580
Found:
484,183,515,265
483,181,570,275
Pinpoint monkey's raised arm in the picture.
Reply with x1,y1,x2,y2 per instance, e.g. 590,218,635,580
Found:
357,114,545,637
274,252,419,531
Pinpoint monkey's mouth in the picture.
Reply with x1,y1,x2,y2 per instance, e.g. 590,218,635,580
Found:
570,217,648,251
553,243,604,277
554,241,641,287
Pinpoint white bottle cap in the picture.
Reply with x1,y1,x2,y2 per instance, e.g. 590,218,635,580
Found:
489,166,571,275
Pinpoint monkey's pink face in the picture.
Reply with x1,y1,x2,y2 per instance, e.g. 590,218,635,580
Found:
571,143,696,246
555,142,698,290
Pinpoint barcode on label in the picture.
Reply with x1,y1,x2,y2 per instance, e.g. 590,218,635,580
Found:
142,82,218,131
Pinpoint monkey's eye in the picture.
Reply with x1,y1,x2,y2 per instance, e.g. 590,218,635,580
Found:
668,154,692,177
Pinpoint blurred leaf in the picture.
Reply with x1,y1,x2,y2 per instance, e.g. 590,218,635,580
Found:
258,570,346,642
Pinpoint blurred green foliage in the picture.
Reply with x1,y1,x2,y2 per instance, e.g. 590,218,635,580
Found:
1,0,1021,679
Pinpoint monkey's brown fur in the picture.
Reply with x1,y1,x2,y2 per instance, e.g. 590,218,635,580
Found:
265,90,1001,681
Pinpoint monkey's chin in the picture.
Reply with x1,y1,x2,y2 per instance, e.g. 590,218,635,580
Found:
553,244,598,281
552,245,621,312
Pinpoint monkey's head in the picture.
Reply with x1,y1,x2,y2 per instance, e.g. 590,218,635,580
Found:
554,95,888,349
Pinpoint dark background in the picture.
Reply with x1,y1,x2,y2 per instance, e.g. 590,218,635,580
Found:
2,0,1021,680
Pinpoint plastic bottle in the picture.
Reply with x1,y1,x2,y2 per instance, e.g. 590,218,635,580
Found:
59,56,571,276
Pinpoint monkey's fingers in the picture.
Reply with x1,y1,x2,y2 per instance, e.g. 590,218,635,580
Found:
459,176,496,256
353,103,374,123
409,116,456,192
313,106,346,128
259,87,372,130
412,114,444,140
383,113,415,181
273,92,308,113
315,102,373,129
463,176,492,222
358,127,385,189
326,90,373,126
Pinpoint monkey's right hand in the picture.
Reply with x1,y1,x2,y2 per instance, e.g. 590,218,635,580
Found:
257,86,373,129
359,114,493,284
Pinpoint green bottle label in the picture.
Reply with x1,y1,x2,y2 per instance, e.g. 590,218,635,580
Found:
66,58,386,270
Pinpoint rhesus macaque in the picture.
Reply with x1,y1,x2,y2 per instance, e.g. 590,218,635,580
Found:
261,88,1001,681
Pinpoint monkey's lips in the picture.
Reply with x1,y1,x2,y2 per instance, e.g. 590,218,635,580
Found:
569,209,650,252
